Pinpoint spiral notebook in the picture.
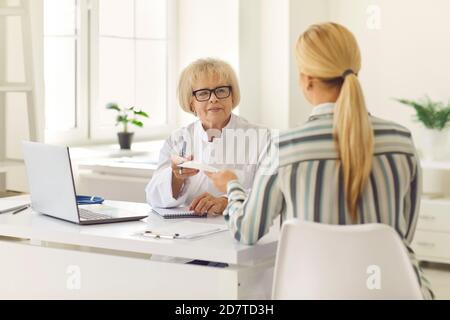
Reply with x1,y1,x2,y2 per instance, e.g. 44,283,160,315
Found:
152,207,206,219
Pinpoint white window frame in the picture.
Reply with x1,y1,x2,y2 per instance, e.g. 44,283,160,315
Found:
44,0,88,145
44,0,177,146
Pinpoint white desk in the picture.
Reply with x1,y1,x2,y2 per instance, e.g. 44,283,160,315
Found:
0,195,278,299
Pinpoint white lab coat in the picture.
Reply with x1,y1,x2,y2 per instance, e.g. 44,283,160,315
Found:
145,113,270,208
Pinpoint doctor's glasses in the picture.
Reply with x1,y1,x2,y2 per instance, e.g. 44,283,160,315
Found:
192,86,232,102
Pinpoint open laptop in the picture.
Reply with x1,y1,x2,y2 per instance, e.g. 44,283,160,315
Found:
22,141,148,225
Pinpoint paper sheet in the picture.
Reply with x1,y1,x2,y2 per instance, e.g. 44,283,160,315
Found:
177,161,219,173
143,221,228,239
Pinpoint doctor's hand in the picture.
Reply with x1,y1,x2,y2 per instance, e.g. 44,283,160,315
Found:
189,193,228,215
205,170,238,193
171,155,199,181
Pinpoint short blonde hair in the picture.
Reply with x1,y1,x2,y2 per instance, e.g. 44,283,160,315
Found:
177,58,241,114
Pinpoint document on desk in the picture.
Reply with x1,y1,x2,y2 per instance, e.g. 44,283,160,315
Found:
141,221,228,240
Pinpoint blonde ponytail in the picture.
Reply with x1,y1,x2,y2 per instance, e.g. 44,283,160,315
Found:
296,22,374,222
334,72,374,221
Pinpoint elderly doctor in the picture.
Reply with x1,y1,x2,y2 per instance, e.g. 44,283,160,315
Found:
145,58,269,215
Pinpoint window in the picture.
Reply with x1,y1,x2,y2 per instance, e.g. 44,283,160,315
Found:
43,0,78,133
43,0,176,145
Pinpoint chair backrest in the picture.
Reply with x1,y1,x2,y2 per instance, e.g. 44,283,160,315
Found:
272,220,423,299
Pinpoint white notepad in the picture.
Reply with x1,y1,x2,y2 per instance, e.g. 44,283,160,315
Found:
152,206,205,219
142,221,228,240
177,161,219,173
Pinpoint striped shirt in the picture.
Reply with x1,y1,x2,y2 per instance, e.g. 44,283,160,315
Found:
224,102,434,299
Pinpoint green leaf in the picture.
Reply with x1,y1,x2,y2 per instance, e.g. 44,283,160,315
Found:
131,119,143,127
117,115,129,123
106,102,121,112
436,109,450,130
133,110,149,118
394,96,450,130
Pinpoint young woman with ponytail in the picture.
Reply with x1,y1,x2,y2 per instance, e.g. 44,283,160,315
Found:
206,22,433,299
296,23,374,223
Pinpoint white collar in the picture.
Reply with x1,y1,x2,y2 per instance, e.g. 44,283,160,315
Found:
196,113,237,142
308,102,335,120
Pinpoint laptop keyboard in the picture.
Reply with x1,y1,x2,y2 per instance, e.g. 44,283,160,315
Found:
79,208,112,221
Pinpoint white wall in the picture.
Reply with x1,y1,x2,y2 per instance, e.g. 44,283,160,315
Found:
237,0,291,129
259,0,290,129
329,0,450,144
176,0,239,127
250,0,450,141
239,0,329,130
288,0,329,127
329,0,450,195
237,0,261,124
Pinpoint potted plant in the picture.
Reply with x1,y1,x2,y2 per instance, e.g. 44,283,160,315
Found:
395,96,450,160
106,102,149,150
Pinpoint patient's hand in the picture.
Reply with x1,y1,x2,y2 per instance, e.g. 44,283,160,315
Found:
189,193,228,215
205,170,238,193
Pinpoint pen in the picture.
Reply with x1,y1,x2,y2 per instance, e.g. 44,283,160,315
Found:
181,228,224,239
181,140,186,158
143,231,180,240
0,203,31,214
179,140,187,175
12,205,30,215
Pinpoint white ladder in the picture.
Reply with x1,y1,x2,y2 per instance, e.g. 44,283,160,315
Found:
0,0,42,192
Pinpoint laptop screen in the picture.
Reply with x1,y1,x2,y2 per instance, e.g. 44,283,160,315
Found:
22,141,80,223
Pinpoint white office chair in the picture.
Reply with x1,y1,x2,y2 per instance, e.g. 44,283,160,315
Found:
272,220,424,300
